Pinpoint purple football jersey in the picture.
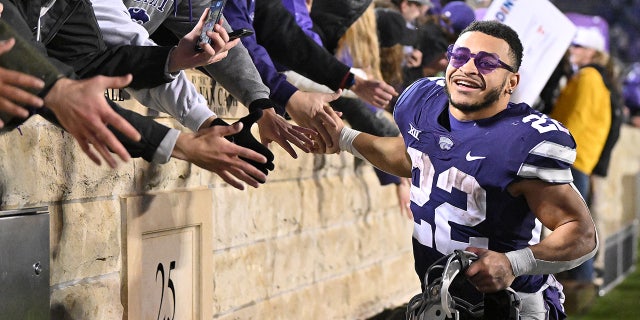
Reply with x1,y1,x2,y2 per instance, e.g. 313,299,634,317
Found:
394,78,577,295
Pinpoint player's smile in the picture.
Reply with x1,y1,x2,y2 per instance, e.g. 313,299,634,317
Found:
450,74,485,92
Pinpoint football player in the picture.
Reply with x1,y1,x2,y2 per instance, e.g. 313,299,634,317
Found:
318,20,597,319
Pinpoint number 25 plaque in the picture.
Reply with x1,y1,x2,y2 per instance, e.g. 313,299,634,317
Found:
122,189,213,320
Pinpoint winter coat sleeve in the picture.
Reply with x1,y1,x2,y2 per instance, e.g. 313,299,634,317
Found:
40,0,175,90
224,0,297,109
201,15,276,113
0,2,175,163
253,0,352,91
90,0,215,131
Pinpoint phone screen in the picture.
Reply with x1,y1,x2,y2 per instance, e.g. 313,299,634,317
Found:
197,0,226,49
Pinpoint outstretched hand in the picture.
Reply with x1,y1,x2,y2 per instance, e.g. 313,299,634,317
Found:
0,38,44,127
211,109,275,176
43,75,141,168
351,76,398,109
169,9,239,72
313,104,344,154
285,90,341,153
174,122,268,190
257,107,317,159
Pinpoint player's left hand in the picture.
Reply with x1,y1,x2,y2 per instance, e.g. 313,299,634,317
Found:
464,247,516,293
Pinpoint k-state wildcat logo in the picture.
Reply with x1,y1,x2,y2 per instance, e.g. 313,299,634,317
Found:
438,136,454,150
129,7,150,25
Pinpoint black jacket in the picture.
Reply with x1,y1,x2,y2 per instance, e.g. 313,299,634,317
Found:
310,0,372,54
0,0,174,162
590,63,623,177
253,0,352,92
34,0,173,89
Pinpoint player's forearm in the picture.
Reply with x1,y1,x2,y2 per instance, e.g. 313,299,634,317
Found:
532,218,597,262
340,127,411,177
505,180,599,276
355,134,412,177
506,219,597,276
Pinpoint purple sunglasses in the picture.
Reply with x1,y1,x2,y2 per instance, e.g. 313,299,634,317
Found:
446,44,515,74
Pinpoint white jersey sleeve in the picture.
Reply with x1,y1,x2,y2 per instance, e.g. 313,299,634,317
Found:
90,0,215,132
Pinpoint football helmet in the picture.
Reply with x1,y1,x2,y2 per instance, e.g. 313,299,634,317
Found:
406,250,521,320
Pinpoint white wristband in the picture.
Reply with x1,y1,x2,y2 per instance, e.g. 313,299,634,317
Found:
339,127,365,160
505,247,536,277
505,243,598,276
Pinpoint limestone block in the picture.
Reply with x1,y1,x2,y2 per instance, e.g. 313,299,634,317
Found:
212,241,270,314
212,259,414,320
296,166,395,230
212,229,362,313
49,201,121,285
298,175,367,228
0,118,47,206
290,277,350,320
318,175,362,224
379,254,422,306
268,147,318,181
357,164,402,211
132,157,211,192
266,233,319,296
314,224,360,278
354,210,413,266
212,286,325,320
591,126,640,238
295,178,321,229
212,180,304,249
50,272,123,320
380,210,414,253
184,69,247,119
343,264,386,318
0,117,139,206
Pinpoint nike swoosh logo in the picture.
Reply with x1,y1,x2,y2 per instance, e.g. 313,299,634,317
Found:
465,152,486,161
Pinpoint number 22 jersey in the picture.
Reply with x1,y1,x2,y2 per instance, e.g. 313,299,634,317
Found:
394,78,577,294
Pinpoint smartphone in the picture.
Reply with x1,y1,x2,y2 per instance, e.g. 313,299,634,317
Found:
228,28,254,40
195,0,227,51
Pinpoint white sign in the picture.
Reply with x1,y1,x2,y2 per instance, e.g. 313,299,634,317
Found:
483,0,576,106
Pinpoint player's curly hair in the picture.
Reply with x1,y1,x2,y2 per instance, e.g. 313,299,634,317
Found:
460,20,524,72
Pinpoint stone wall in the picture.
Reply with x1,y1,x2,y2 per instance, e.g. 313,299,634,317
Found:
0,72,419,319
591,126,640,235
591,125,640,282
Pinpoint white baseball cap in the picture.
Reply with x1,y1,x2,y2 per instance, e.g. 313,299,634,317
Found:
572,27,606,52
408,0,433,6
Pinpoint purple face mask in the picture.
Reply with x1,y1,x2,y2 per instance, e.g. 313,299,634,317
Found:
446,44,515,74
